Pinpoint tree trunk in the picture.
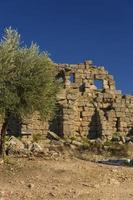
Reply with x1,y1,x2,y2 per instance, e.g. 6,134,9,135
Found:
0,118,8,158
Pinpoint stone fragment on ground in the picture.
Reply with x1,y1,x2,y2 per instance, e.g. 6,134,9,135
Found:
6,136,25,155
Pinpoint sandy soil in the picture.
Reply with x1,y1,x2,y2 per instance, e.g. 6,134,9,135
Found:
0,155,133,200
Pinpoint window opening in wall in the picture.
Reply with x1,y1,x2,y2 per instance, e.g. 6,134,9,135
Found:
116,117,120,132
56,71,65,83
69,73,75,83
94,79,103,90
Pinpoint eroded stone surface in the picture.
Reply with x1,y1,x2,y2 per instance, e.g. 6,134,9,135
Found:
11,60,133,140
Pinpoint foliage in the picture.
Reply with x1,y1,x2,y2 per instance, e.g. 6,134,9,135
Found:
0,27,60,157
0,27,60,120
103,140,115,146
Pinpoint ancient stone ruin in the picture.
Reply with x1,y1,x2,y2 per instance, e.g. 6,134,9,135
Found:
7,60,133,140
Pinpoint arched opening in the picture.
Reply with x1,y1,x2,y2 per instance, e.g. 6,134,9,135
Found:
49,104,63,137
88,109,102,139
79,83,85,95
6,114,22,137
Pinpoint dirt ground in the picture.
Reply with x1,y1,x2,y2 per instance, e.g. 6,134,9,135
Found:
0,155,133,200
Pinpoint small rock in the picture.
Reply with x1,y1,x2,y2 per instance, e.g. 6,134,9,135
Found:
0,159,4,164
108,178,120,185
48,131,61,140
118,141,123,145
70,144,77,150
125,137,131,143
49,192,56,197
6,136,25,154
72,140,83,147
22,140,32,149
20,181,25,185
94,184,100,188
120,136,126,144
111,169,118,173
27,183,34,189
29,142,43,153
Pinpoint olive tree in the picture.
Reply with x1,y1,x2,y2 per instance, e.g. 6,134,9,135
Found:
0,27,60,157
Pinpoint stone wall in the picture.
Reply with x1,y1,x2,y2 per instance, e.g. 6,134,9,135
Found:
8,60,133,140
49,60,133,140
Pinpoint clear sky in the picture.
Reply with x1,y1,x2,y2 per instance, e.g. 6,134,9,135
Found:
0,0,133,94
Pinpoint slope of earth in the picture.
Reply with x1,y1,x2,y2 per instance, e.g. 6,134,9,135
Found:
0,156,133,200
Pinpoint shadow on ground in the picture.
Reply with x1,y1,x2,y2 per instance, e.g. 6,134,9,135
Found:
97,159,133,167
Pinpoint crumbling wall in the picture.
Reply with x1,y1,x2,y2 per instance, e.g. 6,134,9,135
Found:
7,60,133,140
53,60,133,140
6,112,49,137
21,113,49,136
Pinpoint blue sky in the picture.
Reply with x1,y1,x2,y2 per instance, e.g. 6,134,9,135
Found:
0,0,133,94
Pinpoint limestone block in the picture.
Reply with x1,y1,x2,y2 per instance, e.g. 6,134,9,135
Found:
115,107,122,112
57,90,66,100
81,121,89,126
84,60,93,65
94,74,106,80
120,122,128,127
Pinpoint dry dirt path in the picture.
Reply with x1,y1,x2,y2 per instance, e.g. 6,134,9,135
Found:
0,157,133,200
